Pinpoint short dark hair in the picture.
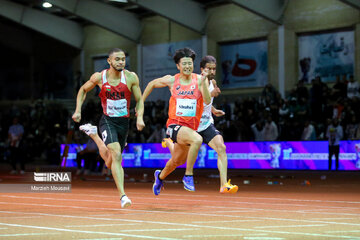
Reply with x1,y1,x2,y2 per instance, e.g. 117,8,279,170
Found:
108,48,124,57
200,55,216,69
173,47,196,64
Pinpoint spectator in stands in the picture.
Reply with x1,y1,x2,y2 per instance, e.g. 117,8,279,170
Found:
262,83,277,103
332,75,347,101
297,97,309,124
251,120,265,141
301,120,316,141
296,80,309,100
264,116,278,141
326,118,343,170
345,116,358,140
347,75,359,99
8,117,25,174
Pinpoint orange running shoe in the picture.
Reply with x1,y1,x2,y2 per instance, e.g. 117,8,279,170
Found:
161,138,173,148
220,179,238,194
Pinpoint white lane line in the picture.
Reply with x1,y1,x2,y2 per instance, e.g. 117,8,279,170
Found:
211,210,258,213
254,224,327,229
244,237,285,240
1,200,360,222
326,230,360,233
80,238,122,240
3,194,358,211
0,210,359,239
120,228,199,232
183,234,244,238
88,214,119,217
0,222,181,240
1,194,359,217
1,201,360,228
31,192,360,205
192,220,261,224
0,195,190,210
0,233,60,237
66,224,138,227
232,196,360,205
311,218,356,220
246,234,269,236
0,216,41,219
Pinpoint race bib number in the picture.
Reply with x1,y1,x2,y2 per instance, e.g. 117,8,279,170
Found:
176,99,197,117
106,99,128,117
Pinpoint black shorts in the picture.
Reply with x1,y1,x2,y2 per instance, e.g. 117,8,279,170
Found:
165,124,182,143
198,124,220,144
99,115,129,152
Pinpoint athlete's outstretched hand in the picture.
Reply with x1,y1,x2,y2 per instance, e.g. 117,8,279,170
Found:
211,87,221,97
136,117,145,131
201,68,209,80
72,112,81,123
213,109,225,117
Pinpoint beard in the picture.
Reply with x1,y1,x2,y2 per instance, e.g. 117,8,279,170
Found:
208,74,215,80
111,62,124,72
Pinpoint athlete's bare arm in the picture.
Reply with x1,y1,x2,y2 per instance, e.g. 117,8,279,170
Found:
72,72,102,123
129,71,145,131
143,75,174,101
211,106,225,117
211,79,221,97
199,71,211,105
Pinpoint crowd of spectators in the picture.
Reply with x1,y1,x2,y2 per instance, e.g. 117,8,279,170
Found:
128,74,360,143
0,100,69,170
1,74,359,168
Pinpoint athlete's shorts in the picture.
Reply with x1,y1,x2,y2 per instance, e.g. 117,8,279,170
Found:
197,124,220,144
99,115,129,152
165,124,182,143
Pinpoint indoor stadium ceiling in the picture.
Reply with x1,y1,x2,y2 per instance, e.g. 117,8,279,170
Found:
9,0,229,25
1,0,359,48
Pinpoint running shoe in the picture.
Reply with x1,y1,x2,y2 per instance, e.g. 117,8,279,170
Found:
79,123,97,136
220,179,238,194
153,170,163,196
120,195,132,208
182,175,195,192
161,138,173,148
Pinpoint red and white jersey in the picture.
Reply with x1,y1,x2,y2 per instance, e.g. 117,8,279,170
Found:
98,69,131,117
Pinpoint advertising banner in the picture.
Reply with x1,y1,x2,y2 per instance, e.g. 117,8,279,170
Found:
298,30,354,83
61,141,360,170
220,39,268,89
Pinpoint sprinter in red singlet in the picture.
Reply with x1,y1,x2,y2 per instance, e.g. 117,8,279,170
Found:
163,55,238,194
72,48,145,208
142,47,211,195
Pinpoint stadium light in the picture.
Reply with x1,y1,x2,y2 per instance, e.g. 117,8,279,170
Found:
42,2,53,8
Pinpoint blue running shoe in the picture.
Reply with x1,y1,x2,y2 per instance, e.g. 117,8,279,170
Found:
182,175,195,192
153,170,163,195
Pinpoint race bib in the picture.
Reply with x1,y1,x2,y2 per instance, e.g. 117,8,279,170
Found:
106,99,128,117
176,99,197,117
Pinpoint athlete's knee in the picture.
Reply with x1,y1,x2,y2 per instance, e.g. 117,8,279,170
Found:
173,158,185,167
217,143,226,154
191,134,203,146
109,148,122,162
